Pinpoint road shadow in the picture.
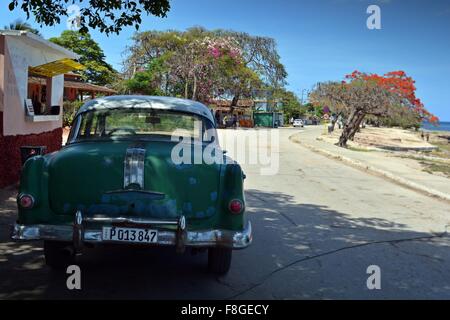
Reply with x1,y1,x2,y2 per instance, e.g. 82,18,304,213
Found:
0,187,449,299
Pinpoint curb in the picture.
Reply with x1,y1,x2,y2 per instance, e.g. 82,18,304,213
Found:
289,134,450,203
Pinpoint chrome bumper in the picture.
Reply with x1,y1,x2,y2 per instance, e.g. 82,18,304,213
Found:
11,212,252,250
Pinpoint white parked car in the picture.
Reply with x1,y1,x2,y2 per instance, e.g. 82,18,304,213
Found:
293,119,304,127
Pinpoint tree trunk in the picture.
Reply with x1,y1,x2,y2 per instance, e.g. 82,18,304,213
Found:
349,113,365,141
230,92,240,115
184,80,189,99
191,75,197,101
164,73,169,95
330,112,342,131
338,110,364,148
338,126,352,148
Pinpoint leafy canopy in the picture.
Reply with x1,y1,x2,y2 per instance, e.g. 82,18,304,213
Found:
7,0,171,35
311,70,437,123
49,30,116,85
310,70,437,147
122,27,287,104
125,55,168,95
273,89,303,121
345,70,438,123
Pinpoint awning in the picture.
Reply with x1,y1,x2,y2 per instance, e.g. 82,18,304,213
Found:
211,99,255,108
29,58,85,78
63,80,117,94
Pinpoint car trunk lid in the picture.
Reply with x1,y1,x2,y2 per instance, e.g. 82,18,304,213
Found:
48,140,222,220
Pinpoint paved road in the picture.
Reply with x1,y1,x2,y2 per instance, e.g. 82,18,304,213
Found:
294,125,450,199
1,127,450,299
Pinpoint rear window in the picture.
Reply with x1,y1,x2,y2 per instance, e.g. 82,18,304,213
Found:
71,108,215,142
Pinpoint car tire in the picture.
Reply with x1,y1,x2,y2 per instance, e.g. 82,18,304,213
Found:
208,247,232,275
44,241,75,269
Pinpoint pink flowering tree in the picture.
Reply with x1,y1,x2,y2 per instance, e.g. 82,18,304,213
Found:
122,28,285,102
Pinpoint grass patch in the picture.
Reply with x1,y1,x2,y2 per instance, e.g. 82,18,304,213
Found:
419,160,450,178
348,146,373,152
435,143,450,152
430,142,450,160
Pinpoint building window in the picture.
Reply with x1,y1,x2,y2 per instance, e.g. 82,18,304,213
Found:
27,71,53,115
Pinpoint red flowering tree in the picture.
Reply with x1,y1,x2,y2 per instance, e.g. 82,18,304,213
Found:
311,71,438,147
346,70,438,122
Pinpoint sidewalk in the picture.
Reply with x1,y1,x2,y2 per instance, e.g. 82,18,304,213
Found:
290,126,450,202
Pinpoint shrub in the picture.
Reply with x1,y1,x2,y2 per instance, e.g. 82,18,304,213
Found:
63,100,84,127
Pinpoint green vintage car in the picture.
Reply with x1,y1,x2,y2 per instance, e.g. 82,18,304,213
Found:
12,96,252,274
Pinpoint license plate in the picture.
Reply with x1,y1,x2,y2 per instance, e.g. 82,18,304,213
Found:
102,227,158,244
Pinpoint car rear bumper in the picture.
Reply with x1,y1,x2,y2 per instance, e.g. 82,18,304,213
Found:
11,212,252,250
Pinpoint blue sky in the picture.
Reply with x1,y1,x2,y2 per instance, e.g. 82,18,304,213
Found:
2,0,450,120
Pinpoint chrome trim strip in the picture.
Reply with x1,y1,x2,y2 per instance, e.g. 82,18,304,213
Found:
83,216,180,225
124,148,145,189
11,221,253,249
73,210,84,251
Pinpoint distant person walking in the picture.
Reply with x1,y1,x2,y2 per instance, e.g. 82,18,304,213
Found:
232,114,238,129
327,122,333,134
215,111,220,126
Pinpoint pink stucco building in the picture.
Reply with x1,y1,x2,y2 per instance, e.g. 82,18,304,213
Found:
0,30,80,187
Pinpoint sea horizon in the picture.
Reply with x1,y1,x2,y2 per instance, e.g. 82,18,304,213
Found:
422,121,450,132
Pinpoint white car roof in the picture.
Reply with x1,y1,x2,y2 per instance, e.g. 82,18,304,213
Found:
76,95,215,123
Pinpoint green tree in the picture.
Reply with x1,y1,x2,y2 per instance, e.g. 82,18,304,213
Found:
122,27,286,105
275,90,303,123
377,106,422,130
4,18,41,35
7,0,170,35
124,30,185,77
310,82,351,130
124,55,168,95
50,30,116,85
213,30,287,108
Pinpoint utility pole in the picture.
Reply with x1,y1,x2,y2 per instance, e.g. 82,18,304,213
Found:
301,89,308,105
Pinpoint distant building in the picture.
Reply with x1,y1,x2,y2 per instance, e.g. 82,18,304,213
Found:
209,96,283,128
253,99,282,112
28,72,116,102
209,99,254,127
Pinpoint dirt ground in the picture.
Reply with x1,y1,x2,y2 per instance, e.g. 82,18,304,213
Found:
318,126,450,179
321,126,439,151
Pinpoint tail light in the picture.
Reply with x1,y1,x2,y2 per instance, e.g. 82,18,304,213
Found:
18,194,35,209
228,199,244,214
